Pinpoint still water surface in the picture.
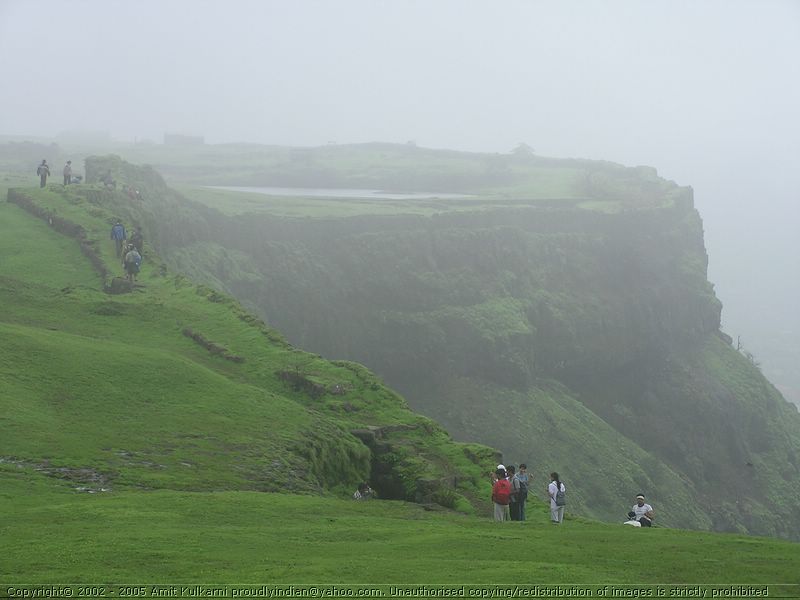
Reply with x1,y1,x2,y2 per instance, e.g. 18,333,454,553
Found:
208,186,471,200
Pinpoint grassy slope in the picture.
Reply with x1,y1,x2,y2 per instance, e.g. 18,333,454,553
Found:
0,198,313,492
0,186,495,504
2,180,800,586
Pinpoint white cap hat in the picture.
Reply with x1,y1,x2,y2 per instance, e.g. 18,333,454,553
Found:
497,464,506,471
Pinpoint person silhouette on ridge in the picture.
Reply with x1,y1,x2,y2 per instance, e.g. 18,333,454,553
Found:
37,160,50,188
63,161,72,185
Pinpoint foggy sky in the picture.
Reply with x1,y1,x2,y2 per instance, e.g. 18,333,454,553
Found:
1,0,798,387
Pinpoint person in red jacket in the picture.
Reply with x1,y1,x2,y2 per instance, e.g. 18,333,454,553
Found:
492,467,511,521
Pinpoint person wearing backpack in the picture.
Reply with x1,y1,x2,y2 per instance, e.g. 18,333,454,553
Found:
516,463,530,521
491,467,511,522
508,465,522,521
548,472,566,524
124,246,142,282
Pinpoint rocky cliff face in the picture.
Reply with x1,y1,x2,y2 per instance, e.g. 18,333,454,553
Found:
85,155,800,539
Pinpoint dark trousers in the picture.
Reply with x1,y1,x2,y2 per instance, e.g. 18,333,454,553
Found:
40,175,47,188
510,501,521,521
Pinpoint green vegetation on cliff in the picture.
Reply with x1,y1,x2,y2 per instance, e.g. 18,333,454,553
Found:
2,162,800,586
59,148,800,541
0,183,496,510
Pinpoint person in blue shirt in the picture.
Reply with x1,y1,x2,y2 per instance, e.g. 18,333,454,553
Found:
110,221,127,258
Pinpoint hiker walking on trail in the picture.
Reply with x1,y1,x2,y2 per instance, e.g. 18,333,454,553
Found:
111,221,127,258
130,229,143,253
124,246,142,282
63,161,72,185
120,242,132,268
547,472,566,524
37,160,50,188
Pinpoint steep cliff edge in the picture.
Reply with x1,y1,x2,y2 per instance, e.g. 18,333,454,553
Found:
81,154,800,539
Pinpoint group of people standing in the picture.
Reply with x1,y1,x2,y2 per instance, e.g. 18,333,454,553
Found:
110,221,144,282
491,465,657,528
36,159,81,187
490,465,567,524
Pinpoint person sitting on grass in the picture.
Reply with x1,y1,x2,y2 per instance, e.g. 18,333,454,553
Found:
353,482,374,500
628,494,655,527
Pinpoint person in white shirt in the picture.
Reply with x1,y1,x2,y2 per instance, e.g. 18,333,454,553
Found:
547,472,566,524
628,494,655,527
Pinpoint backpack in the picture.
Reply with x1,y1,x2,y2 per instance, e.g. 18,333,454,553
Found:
511,474,527,502
518,477,529,501
494,479,511,505
555,484,566,507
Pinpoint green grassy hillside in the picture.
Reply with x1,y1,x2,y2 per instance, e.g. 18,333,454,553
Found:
63,152,800,540
0,187,497,510
3,176,800,588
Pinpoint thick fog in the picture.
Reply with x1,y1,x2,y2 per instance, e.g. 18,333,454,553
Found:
1,0,798,397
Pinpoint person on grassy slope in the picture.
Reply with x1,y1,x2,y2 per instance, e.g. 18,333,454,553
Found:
548,472,566,524
516,463,530,521
130,229,143,253
111,221,127,258
628,494,655,527
120,242,132,267
507,465,521,521
491,464,505,484
37,159,50,188
492,467,511,522
353,482,373,500
124,245,142,282
63,161,72,185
